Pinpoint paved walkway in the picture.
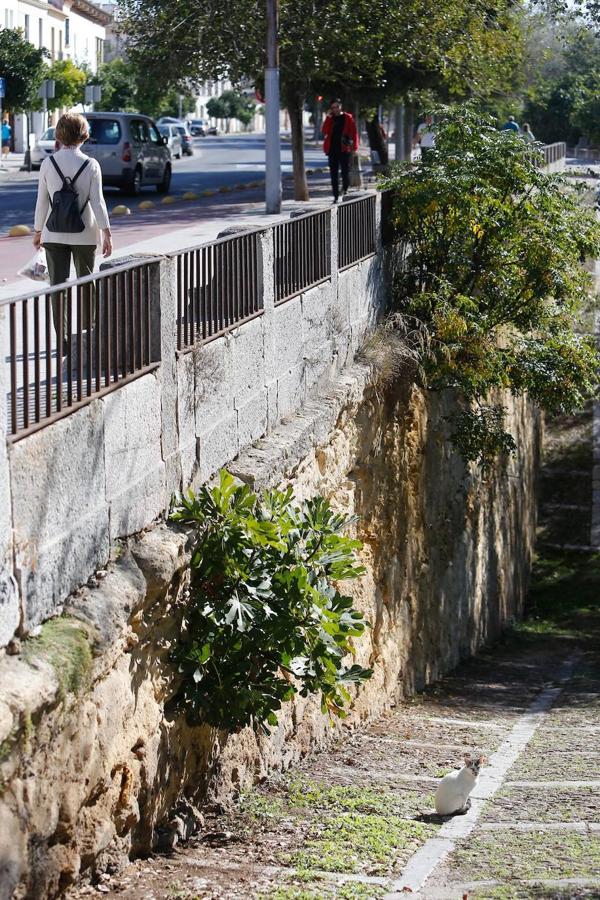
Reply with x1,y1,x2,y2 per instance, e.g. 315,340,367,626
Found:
72,561,600,899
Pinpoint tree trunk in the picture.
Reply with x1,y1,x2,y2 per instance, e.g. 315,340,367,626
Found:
365,113,389,169
286,88,309,202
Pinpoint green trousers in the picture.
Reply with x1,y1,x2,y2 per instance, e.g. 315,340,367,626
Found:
45,243,96,355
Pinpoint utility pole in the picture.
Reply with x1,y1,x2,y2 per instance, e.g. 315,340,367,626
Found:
394,103,405,162
265,0,281,214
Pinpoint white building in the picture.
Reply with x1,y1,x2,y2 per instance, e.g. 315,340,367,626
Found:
1,0,111,149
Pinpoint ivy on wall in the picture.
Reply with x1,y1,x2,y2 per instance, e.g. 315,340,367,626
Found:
171,471,372,733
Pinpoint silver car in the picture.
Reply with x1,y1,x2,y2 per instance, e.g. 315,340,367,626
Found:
83,112,172,196
158,124,183,159
31,127,56,169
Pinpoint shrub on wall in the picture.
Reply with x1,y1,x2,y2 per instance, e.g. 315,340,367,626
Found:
379,104,600,468
170,471,372,733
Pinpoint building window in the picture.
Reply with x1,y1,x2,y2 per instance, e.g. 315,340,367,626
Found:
59,30,63,60
51,27,55,60
96,37,104,66
39,18,43,48
65,18,70,47
24,14,30,41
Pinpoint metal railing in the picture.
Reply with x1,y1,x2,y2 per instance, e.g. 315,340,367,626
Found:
338,195,377,270
273,209,331,304
175,230,264,351
543,142,566,166
3,258,159,441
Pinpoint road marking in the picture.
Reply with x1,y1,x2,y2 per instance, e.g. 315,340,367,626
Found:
384,654,581,899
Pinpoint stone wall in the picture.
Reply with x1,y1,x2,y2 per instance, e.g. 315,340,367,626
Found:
0,359,541,898
0,199,383,648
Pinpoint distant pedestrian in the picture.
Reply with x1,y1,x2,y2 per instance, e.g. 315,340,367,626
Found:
501,115,520,133
521,123,536,143
33,113,112,355
322,98,358,203
1,117,11,160
412,115,436,160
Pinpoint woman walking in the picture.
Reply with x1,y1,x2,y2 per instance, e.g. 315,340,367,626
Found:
33,113,112,355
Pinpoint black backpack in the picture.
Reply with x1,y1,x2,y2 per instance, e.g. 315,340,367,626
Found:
46,156,90,233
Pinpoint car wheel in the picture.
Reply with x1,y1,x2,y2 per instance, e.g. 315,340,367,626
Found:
122,167,143,196
156,164,171,194
176,152,181,160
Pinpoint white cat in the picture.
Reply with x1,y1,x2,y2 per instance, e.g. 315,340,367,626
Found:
434,753,486,816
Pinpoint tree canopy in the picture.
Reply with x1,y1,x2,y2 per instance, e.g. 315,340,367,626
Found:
118,0,527,198
0,27,47,111
379,105,600,467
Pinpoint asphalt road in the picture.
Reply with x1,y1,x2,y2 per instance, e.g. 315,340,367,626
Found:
0,133,327,233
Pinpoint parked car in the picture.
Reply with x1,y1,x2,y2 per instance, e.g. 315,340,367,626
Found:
174,123,194,156
206,124,219,136
156,116,182,126
82,112,171,195
188,118,206,136
158,123,183,159
31,127,56,169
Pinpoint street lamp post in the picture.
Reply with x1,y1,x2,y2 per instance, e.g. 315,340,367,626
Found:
265,0,281,214
38,79,56,132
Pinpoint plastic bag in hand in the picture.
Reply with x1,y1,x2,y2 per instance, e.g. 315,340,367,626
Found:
18,248,49,282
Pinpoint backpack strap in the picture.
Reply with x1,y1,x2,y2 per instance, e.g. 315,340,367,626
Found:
49,155,66,184
71,158,90,185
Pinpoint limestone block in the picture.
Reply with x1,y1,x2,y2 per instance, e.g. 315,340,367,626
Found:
176,352,196,453
108,464,167,542
17,506,110,630
198,413,239,483
102,374,167,538
230,317,265,409
339,265,365,325
265,379,279,431
0,307,17,647
192,337,234,432
179,440,199,491
9,401,109,630
237,390,268,451
304,339,335,396
265,297,303,381
301,281,335,352
277,364,306,420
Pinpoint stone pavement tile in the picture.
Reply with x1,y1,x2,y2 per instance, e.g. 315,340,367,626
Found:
478,784,600,822
434,829,600,886
527,724,600,754
506,749,600,781
368,716,509,754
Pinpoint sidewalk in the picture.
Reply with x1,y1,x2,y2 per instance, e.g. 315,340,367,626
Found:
0,175,340,302
0,152,26,175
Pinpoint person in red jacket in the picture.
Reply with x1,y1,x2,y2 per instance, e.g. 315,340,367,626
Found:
322,98,359,203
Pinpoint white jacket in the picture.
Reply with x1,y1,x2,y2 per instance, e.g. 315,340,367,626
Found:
34,147,110,247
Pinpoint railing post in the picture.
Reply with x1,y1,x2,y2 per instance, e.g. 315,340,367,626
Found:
260,227,278,430
149,255,182,499
0,304,19,646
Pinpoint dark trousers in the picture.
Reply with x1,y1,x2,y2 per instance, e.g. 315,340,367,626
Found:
45,243,96,354
328,151,350,200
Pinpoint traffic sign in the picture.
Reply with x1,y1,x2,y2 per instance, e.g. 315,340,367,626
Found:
0,78,5,99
